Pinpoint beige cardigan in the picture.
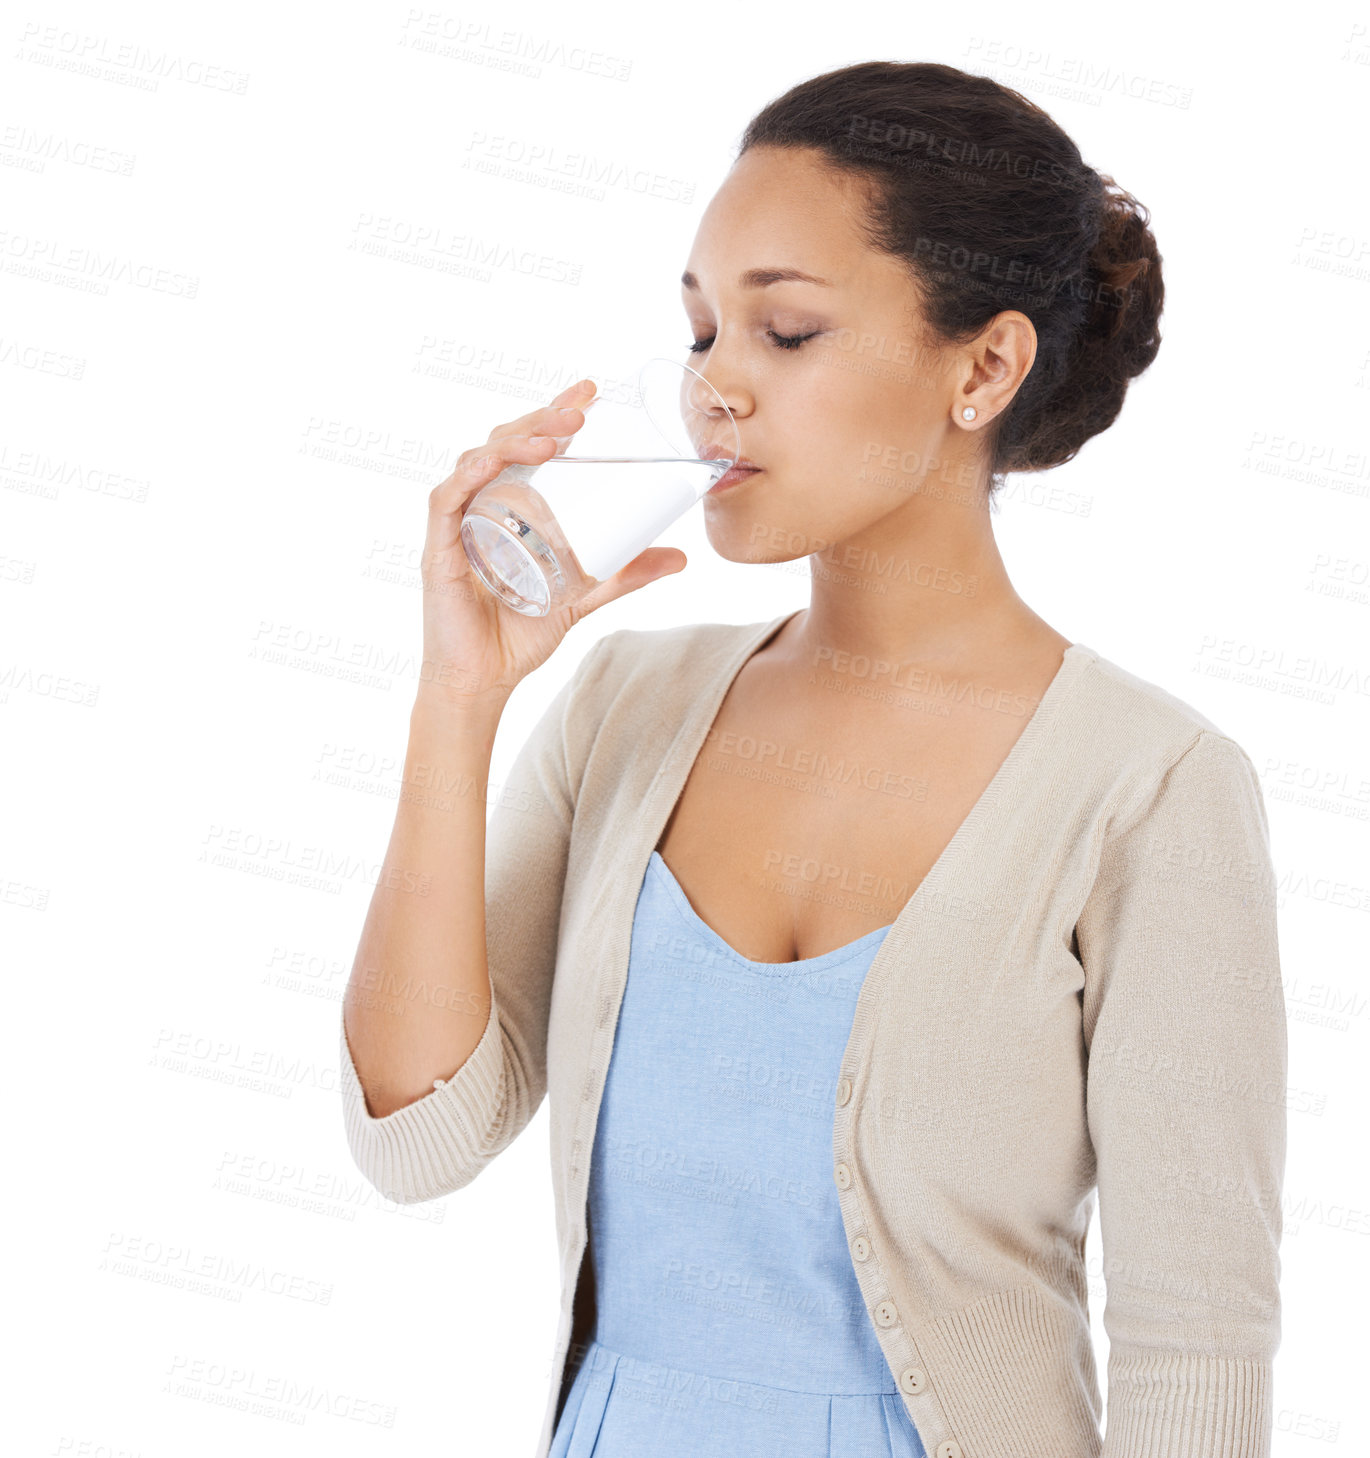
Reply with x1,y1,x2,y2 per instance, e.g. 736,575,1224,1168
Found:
338,610,1286,1458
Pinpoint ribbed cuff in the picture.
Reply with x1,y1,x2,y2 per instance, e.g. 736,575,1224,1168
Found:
337,999,505,1204
1103,1346,1272,1458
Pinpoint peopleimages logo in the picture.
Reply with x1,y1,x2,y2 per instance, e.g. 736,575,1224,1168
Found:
844,114,1070,185
0,228,198,297
16,23,250,93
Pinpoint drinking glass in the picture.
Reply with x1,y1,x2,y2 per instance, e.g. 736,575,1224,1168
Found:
459,357,740,616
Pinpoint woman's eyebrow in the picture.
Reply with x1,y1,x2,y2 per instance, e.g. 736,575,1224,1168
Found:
681,267,834,290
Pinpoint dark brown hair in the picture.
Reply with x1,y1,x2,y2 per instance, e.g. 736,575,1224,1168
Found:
738,60,1164,494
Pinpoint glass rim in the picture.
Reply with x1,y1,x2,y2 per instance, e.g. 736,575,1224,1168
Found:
547,356,740,468
637,355,741,468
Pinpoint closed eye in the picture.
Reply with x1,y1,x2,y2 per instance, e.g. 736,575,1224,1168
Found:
688,329,819,354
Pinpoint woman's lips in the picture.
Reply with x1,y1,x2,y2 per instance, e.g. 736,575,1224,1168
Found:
708,464,762,493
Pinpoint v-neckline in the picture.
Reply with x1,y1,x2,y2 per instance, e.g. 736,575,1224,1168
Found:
646,609,1095,968
647,849,895,972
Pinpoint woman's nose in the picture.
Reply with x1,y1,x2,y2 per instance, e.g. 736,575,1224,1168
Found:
686,362,752,423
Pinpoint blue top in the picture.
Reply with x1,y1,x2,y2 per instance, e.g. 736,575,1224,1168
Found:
549,851,928,1458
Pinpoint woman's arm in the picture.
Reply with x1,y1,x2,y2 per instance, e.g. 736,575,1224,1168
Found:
338,635,611,1204
1077,728,1287,1458
342,689,510,1120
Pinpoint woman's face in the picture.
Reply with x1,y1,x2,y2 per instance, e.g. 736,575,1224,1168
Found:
681,145,972,565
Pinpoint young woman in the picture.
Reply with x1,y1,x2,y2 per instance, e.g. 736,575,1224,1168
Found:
340,61,1285,1458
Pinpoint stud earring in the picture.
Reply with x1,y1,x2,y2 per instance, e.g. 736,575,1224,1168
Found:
961,406,977,422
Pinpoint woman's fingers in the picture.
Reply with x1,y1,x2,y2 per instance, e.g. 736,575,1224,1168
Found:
552,377,597,407
486,379,597,444
487,401,590,447
430,433,558,515
427,378,598,534
568,547,688,621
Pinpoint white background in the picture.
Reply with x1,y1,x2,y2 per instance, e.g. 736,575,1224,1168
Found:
4,2,1368,1454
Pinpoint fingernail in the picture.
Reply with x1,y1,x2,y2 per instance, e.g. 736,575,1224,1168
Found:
554,379,592,405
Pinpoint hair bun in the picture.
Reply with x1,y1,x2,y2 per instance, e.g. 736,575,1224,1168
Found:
1022,172,1166,467
1083,174,1164,358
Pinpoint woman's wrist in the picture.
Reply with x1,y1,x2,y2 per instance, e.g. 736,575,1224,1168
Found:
410,680,513,730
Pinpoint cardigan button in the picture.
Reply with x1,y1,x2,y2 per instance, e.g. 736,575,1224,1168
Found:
834,1162,851,1190
936,1443,964,1458
851,1235,871,1261
836,1076,852,1106
874,1299,899,1327
898,1365,926,1394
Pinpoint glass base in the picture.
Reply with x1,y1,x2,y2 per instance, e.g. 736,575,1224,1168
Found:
461,509,556,616
459,475,595,617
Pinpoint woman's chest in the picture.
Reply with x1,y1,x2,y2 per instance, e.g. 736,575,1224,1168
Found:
654,681,1050,964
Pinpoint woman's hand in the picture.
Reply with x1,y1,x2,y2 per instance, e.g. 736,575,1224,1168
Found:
418,378,688,704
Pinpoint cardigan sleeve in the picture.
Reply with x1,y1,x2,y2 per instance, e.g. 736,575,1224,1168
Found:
337,632,614,1204
1076,728,1287,1458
